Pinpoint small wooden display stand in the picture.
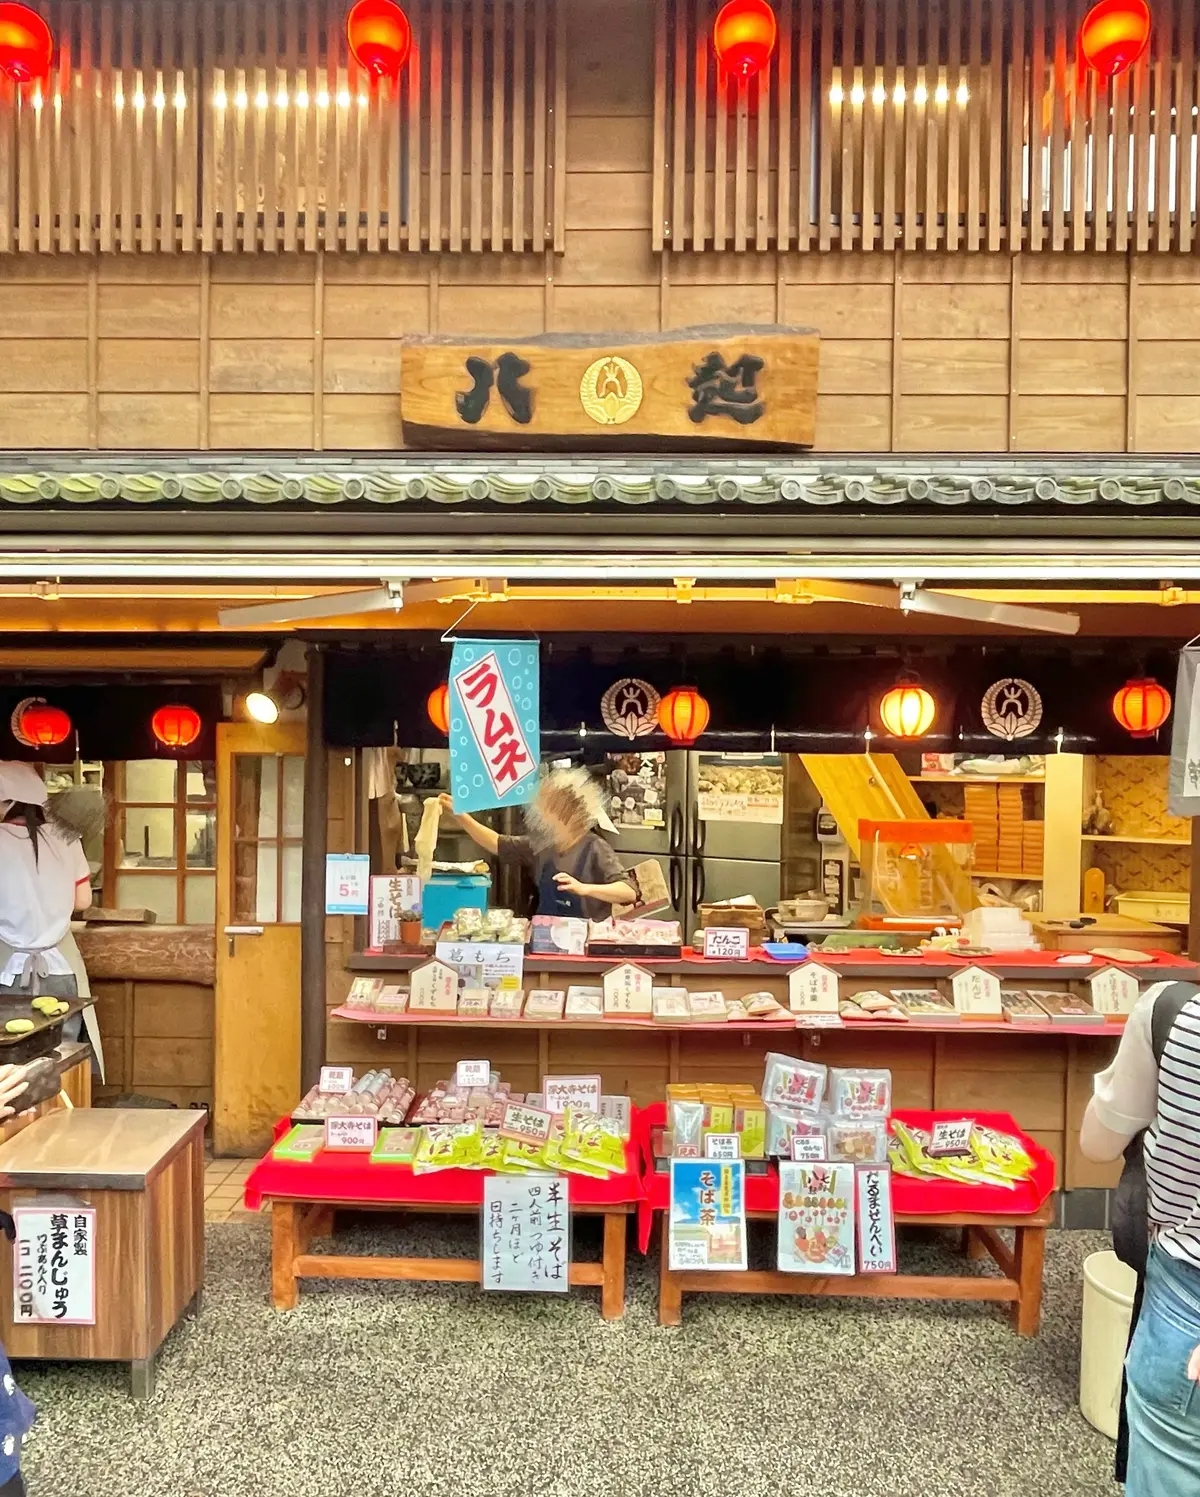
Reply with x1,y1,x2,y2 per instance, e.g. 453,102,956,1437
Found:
657,1200,1053,1334
265,1196,632,1320
0,1109,206,1396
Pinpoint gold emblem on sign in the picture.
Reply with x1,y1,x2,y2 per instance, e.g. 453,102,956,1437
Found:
579,355,643,426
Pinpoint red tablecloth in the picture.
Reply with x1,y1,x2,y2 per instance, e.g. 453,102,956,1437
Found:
244,1116,646,1212
633,1104,1056,1252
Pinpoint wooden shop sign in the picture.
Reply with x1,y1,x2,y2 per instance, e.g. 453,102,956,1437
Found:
399,325,819,451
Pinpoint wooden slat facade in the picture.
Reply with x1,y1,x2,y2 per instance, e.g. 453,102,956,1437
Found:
0,0,563,253
655,0,1200,252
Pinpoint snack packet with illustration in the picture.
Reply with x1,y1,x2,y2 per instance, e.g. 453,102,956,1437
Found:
767,1106,826,1157
561,1107,626,1175
762,1051,827,1114
829,1068,892,1120
412,1121,483,1173
829,1117,889,1164
971,1125,1035,1182
670,1099,705,1158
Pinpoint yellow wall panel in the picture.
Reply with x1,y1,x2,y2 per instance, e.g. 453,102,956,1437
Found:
97,284,201,340
97,394,201,449
98,340,201,393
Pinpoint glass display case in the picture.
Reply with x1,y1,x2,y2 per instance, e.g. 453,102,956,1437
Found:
857,819,975,930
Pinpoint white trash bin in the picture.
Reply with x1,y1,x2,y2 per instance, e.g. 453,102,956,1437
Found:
1080,1250,1138,1439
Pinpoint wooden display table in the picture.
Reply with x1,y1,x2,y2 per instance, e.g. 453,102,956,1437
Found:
245,1125,643,1320
655,1200,1053,1334
0,1109,206,1396
1030,912,1184,955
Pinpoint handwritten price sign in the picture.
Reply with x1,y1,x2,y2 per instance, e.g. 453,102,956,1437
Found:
702,927,750,960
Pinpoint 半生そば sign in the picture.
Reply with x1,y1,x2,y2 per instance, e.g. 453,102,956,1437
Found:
13,1206,96,1326
483,1176,570,1293
448,639,540,814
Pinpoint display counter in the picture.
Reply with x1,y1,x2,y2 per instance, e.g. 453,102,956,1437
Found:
74,923,214,1110
335,947,1198,1200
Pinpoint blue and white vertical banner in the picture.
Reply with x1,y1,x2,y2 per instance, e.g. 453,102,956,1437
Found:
449,639,540,813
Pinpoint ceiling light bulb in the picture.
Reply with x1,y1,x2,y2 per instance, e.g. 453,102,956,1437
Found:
235,89,248,108
829,84,844,104
113,89,124,108
935,83,949,104
174,89,187,109
914,83,927,104
153,90,165,109
872,83,886,105
893,84,906,104
213,88,227,108
255,89,269,108
132,90,145,109
358,93,368,106
276,89,289,107
956,83,969,104
337,89,351,107
245,691,280,725
317,89,330,107
850,84,864,106
295,89,309,107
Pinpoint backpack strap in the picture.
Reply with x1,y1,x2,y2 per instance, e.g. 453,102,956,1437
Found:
1151,982,1199,1064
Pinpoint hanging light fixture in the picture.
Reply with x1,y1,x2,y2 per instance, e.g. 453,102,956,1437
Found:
427,682,450,735
1112,676,1171,737
151,704,202,750
346,0,412,79
11,698,71,748
712,0,777,79
1080,0,1151,78
878,681,937,739
658,687,711,746
0,3,53,84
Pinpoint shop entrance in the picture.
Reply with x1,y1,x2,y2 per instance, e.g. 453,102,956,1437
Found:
214,720,306,1156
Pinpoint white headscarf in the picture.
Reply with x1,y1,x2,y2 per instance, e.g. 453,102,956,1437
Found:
0,761,48,819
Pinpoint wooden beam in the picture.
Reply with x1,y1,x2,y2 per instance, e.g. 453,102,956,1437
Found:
300,642,328,1091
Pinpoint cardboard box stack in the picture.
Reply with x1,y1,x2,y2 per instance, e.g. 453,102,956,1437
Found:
997,784,1026,875
963,782,998,872
1022,820,1045,876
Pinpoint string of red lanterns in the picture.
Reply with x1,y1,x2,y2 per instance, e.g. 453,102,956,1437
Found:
346,0,412,79
1080,0,1152,78
0,3,53,84
712,0,777,79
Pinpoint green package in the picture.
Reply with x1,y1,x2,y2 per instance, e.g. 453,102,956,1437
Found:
561,1107,626,1175
272,1125,326,1162
370,1127,420,1164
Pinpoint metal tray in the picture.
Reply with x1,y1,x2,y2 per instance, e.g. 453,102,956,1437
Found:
0,995,87,1064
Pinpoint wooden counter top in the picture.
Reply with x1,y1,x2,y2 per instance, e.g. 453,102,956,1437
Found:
0,1109,206,1191
73,924,215,984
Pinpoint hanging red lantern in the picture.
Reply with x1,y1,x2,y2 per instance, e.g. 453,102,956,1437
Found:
12,699,71,748
427,682,450,735
658,687,711,746
712,0,777,79
346,0,412,79
151,704,202,750
879,682,937,739
0,3,53,83
1080,0,1151,78
1112,677,1171,738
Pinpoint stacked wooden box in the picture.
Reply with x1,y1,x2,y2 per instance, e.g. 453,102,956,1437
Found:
964,783,999,871
1022,821,1045,876
997,785,1026,874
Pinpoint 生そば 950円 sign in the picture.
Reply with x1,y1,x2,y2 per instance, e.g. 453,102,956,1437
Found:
399,325,819,451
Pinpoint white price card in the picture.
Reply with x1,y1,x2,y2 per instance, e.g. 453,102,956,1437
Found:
791,1134,828,1161
324,853,371,915
704,1134,741,1161
456,1059,492,1088
324,1115,378,1151
856,1165,898,1274
409,959,460,1013
602,962,654,1016
789,961,840,1015
1090,967,1140,1016
702,927,750,961
13,1205,97,1326
952,965,1003,1018
928,1118,976,1158
542,1074,602,1116
319,1065,354,1095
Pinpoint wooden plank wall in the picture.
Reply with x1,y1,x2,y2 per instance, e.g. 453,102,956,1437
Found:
0,0,563,253
657,0,1200,253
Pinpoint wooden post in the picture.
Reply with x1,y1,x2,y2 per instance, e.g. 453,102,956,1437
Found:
300,644,328,1093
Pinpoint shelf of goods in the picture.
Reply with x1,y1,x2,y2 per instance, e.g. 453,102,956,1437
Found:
334,947,1196,1199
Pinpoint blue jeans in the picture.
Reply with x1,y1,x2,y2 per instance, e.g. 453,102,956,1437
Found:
1125,1244,1200,1497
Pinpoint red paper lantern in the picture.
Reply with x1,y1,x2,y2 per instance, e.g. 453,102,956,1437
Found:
13,700,71,748
346,0,412,79
0,3,53,83
151,704,202,750
879,682,937,739
427,682,450,735
658,687,711,746
713,0,777,78
1112,677,1171,738
1080,0,1151,78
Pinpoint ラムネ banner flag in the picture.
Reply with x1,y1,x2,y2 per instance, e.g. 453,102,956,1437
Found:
449,639,540,813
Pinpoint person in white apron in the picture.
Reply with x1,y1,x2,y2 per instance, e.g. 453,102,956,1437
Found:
0,763,92,1045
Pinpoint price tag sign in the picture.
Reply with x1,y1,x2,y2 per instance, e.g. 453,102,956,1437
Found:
409,959,459,1013
456,1059,492,1088
602,962,654,1016
318,1065,354,1095
324,853,371,915
856,1165,898,1274
1090,967,1140,1016
542,1074,602,1116
704,1133,740,1161
952,965,1003,1018
702,927,750,961
435,939,524,990
929,1118,975,1158
499,1102,554,1144
324,1115,378,1151
791,1134,828,1161
789,961,840,1015
794,1013,843,1030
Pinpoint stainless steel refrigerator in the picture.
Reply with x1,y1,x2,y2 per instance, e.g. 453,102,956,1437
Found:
602,750,783,928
